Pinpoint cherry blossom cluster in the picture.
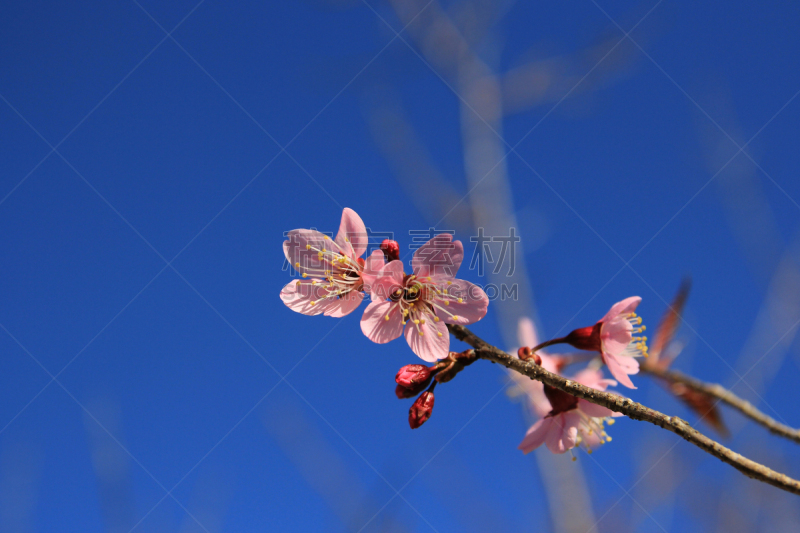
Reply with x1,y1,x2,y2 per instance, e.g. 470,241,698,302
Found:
281,208,489,362
281,208,652,457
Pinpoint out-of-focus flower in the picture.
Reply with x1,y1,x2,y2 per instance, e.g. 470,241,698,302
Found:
518,368,622,455
281,208,381,317
644,279,728,437
360,234,489,362
409,390,435,429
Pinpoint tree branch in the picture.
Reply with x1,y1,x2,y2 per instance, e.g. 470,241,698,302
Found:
640,365,800,444
447,324,800,496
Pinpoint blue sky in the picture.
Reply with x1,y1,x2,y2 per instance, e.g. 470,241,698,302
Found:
2,1,800,531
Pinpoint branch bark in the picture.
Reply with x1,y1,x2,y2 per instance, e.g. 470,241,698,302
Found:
447,324,800,496
640,365,800,444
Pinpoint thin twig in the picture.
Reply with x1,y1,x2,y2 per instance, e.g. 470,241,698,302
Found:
447,324,800,496
640,365,800,444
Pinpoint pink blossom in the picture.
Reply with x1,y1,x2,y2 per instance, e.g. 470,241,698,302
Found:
560,296,648,389
281,208,381,317
518,368,622,455
360,234,489,362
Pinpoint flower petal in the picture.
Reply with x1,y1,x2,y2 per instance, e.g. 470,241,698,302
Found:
603,352,639,389
601,317,634,357
600,296,641,323
578,399,615,418
334,208,368,259
284,229,332,275
438,279,489,325
404,314,449,362
545,413,578,454
518,418,554,454
324,290,365,317
412,233,463,279
573,368,615,391
517,317,539,351
280,280,338,316
364,259,405,300
360,300,404,344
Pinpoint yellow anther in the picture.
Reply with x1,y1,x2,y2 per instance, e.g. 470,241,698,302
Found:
607,419,615,425
324,235,330,240
310,301,316,306
418,331,424,336
413,319,420,324
452,315,459,321
437,332,442,337
444,301,449,306
587,448,593,455
572,456,577,462
295,262,300,268
447,281,452,285
302,273,308,278
457,298,463,303
605,436,612,442
385,315,390,321
434,316,440,322
306,244,311,250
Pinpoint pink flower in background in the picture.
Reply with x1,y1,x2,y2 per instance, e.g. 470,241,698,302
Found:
508,318,565,418
360,234,489,362
560,296,648,389
518,367,622,455
281,208,381,317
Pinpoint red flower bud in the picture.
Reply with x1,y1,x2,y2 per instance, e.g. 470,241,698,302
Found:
380,239,400,262
409,391,435,429
396,364,432,389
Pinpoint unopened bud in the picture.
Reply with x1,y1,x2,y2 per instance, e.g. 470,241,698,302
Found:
380,239,400,262
396,364,432,389
409,391,435,429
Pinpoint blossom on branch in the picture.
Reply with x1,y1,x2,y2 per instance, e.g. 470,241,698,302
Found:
518,368,622,456
534,297,648,389
360,233,489,362
280,208,380,317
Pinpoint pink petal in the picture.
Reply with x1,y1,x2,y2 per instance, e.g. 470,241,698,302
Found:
603,352,639,389
334,208,368,259
508,370,551,417
364,260,405,300
280,280,338,316
600,296,641,323
283,229,331,275
600,317,633,357
545,413,579,454
517,317,539,351
360,300,404,344
438,279,489,325
404,314,449,362
577,399,615,418
360,250,386,295
324,290,365,317
518,418,554,454
412,233,464,279
573,368,616,391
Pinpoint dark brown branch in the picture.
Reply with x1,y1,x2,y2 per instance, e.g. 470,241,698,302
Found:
640,365,800,444
447,324,800,496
